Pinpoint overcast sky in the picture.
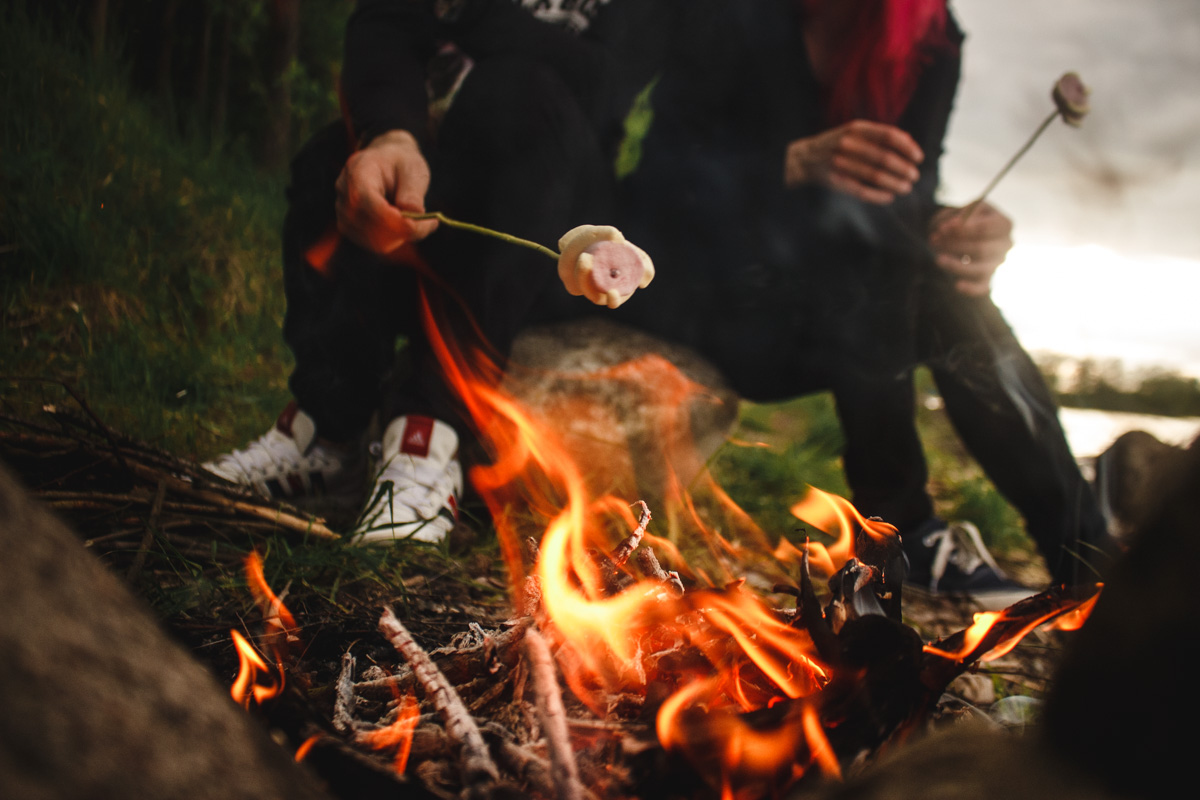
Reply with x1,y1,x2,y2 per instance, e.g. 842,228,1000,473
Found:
943,0,1200,258
940,0,1200,376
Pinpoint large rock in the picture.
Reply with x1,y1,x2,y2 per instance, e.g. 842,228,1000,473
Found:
0,461,334,800
1092,428,1196,540
504,318,740,508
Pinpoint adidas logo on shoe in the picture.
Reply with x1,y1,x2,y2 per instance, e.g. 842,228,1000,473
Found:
353,415,464,545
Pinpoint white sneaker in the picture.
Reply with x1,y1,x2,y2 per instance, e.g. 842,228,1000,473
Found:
352,415,463,545
203,402,359,501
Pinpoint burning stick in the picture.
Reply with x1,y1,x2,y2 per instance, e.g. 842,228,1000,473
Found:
635,548,685,597
920,584,1102,690
962,71,1091,221
525,628,585,800
377,607,500,794
483,723,602,800
610,500,652,567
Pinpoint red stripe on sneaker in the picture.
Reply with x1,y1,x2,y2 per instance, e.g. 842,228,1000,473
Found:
276,401,300,435
400,416,434,458
447,493,458,519
286,472,306,496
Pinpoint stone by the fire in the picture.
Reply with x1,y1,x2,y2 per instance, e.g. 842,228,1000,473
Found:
1052,72,1090,127
558,224,655,309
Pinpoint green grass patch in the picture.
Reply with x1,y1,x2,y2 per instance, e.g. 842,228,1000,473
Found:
709,392,849,540
712,374,1031,560
1,8,292,460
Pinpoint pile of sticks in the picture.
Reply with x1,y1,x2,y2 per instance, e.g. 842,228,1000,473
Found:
305,516,1099,800
0,408,337,581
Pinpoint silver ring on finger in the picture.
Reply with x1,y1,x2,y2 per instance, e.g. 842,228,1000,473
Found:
960,253,972,265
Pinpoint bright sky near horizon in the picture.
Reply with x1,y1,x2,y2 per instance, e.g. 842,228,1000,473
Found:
941,0,1200,376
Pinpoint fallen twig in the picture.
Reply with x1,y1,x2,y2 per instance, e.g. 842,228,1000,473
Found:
126,478,168,583
333,651,357,734
378,607,500,796
610,500,651,567
526,627,584,800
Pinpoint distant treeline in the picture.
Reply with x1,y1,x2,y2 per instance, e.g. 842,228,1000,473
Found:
1038,356,1200,418
19,0,351,169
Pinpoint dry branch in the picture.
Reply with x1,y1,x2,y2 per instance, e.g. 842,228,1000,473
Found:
635,548,684,597
378,606,500,795
526,627,584,800
334,651,357,734
610,500,651,567
126,478,168,583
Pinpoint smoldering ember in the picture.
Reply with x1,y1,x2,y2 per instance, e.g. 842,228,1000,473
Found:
7,311,1194,800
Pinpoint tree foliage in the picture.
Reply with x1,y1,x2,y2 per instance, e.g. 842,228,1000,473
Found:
26,0,352,167
1038,355,1200,418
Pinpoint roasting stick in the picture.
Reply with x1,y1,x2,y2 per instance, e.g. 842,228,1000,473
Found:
959,110,1059,223
525,628,585,800
959,72,1090,223
378,607,500,795
399,211,655,310
403,211,560,260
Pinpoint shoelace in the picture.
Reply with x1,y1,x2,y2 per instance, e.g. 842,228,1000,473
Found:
357,456,459,532
213,429,330,479
923,521,1006,587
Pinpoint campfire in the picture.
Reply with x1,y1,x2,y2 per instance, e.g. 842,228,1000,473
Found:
215,287,1101,800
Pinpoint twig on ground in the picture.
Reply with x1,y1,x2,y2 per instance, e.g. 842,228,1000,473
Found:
378,607,500,796
634,547,684,597
333,651,358,734
525,627,584,800
610,500,651,567
126,478,168,583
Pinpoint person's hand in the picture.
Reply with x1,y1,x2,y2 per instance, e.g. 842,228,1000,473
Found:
783,120,923,204
928,202,1014,297
335,129,439,256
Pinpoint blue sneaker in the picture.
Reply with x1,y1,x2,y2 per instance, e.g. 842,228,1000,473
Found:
903,520,1034,610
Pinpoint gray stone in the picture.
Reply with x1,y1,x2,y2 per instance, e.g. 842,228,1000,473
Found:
504,318,739,508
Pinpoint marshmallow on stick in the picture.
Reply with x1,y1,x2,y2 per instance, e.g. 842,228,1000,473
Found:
557,225,655,309
962,72,1091,220
401,212,656,309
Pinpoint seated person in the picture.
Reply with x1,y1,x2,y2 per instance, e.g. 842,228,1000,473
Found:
608,0,1112,601
204,0,675,543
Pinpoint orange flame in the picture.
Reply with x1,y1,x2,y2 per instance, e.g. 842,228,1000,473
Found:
923,585,1104,663
358,691,421,774
230,628,283,708
230,553,298,708
1046,585,1102,631
801,702,841,779
413,284,1091,797
416,285,843,793
294,735,320,762
244,551,298,638
788,487,897,576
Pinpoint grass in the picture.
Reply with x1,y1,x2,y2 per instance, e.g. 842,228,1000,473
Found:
0,6,1035,605
710,373,1032,561
0,8,292,461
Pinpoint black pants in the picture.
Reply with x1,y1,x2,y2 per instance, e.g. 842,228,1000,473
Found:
613,161,1108,585
833,282,1111,586
281,59,612,445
